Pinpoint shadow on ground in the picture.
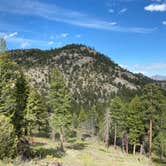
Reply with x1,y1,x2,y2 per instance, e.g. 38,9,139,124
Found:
34,147,65,159
153,158,166,166
66,142,88,150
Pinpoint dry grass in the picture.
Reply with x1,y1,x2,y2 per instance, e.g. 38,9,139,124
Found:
0,137,160,166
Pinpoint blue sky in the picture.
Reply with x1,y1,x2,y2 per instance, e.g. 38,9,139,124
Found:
0,0,166,76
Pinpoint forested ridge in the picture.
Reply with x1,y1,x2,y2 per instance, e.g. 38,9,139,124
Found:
0,42,166,166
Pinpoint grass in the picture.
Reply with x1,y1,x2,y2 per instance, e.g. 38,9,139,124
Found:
0,136,162,166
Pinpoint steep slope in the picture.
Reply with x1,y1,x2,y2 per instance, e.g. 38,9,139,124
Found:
9,44,154,104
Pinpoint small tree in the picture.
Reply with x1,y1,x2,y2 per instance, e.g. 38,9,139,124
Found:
24,88,48,136
127,96,144,155
110,97,123,149
47,67,71,151
0,115,17,159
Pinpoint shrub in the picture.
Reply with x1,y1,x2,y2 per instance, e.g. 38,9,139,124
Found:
0,115,17,159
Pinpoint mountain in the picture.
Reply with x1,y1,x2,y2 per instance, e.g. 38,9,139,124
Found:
9,44,155,104
151,75,166,81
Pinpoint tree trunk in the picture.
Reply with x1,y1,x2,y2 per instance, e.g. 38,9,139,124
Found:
140,144,143,155
133,144,136,155
114,124,117,149
59,127,64,151
125,134,129,154
160,142,164,161
52,129,55,142
122,137,125,153
149,114,152,160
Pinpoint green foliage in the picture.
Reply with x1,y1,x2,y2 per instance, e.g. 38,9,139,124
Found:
47,67,72,150
24,88,48,135
0,115,17,159
127,96,144,146
48,67,72,129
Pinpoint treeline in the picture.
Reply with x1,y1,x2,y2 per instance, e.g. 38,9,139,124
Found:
0,52,166,163
72,84,166,161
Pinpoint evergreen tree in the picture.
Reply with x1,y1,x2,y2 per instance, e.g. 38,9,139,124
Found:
24,88,48,136
103,107,112,150
0,53,29,157
47,67,71,151
142,83,165,159
127,96,144,155
110,97,123,149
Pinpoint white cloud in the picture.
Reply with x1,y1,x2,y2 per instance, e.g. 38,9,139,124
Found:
20,41,30,48
144,3,166,12
108,9,114,13
0,0,155,33
162,21,166,25
75,34,81,38
126,63,166,71
0,32,18,39
121,63,166,76
48,41,54,45
60,33,69,38
119,8,128,14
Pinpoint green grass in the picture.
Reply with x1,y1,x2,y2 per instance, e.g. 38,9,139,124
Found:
0,136,162,166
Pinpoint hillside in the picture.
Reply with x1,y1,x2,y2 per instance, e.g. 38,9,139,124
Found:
9,44,154,104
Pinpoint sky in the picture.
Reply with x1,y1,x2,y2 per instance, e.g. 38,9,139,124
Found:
0,0,166,76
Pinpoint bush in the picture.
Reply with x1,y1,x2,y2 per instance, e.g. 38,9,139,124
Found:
0,115,17,159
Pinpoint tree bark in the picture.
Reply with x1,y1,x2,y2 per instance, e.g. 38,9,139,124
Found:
149,113,152,160
125,134,129,154
52,129,55,142
160,142,164,161
133,144,136,155
114,124,117,149
59,126,64,151
122,137,125,153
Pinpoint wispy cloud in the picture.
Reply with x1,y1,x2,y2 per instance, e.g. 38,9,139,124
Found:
0,0,155,33
144,3,166,12
119,8,128,14
0,32,18,39
162,21,166,25
124,63,166,75
75,34,81,38
121,63,166,76
108,9,114,13
0,32,61,49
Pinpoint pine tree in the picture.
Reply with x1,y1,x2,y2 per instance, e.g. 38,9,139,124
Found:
47,67,71,151
142,83,165,160
0,53,29,157
103,107,112,150
127,96,144,155
24,88,48,136
110,97,123,149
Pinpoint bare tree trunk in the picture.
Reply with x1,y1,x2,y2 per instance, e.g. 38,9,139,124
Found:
140,139,145,155
140,144,143,155
122,137,125,153
160,142,164,161
114,124,117,149
125,134,129,154
149,114,152,160
59,127,64,151
133,144,136,155
52,129,55,142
